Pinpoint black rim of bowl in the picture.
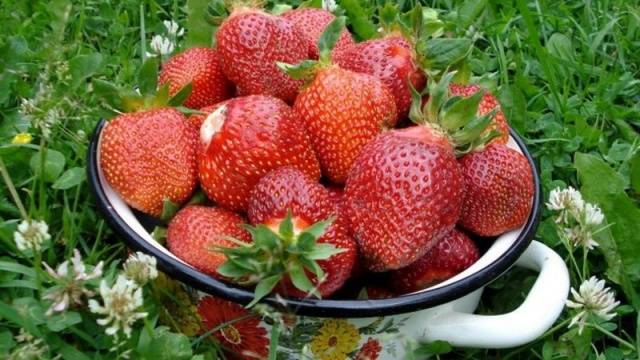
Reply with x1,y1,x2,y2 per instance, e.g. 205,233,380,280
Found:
87,119,541,318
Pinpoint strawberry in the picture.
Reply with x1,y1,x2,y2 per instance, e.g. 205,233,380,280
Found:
342,73,504,271
100,108,198,216
198,95,321,212
325,185,344,206
334,35,425,119
186,102,227,129
245,167,357,299
344,128,464,271
448,83,509,144
158,47,233,109
281,8,354,60
167,205,249,278
293,67,397,183
216,7,307,102
389,229,479,293
280,17,396,183
458,144,534,236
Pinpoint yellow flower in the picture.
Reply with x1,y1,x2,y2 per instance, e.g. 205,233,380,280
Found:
12,133,32,144
311,319,360,360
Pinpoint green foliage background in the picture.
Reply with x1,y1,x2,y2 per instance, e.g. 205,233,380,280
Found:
0,0,639,359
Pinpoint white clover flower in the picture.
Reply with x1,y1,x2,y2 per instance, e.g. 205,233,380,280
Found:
14,219,51,252
563,226,599,250
547,186,585,224
583,203,604,227
123,252,158,285
148,35,174,57
9,329,49,360
566,276,620,334
163,20,184,37
322,0,337,12
89,275,147,338
42,249,104,316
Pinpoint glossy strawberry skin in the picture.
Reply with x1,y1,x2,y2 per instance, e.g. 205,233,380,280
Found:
458,144,534,236
248,167,356,298
167,206,249,279
344,127,464,271
390,229,479,293
199,95,320,212
293,67,397,184
334,35,425,119
280,8,354,60
100,108,198,216
216,9,307,102
449,84,509,144
158,48,233,109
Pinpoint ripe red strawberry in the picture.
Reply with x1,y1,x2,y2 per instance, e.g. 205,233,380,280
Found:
198,95,321,212
344,127,464,271
216,8,307,102
448,84,509,144
458,144,534,236
293,67,397,183
100,108,198,216
247,167,357,298
281,8,354,60
326,185,344,206
334,35,426,119
186,102,227,129
158,47,233,109
389,229,479,293
167,205,249,278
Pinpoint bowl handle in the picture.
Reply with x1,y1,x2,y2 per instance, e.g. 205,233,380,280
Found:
422,240,569,348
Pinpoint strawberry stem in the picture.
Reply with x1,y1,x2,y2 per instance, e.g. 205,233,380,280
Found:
409,71,502,156
277,16,346,81
216,211,343,308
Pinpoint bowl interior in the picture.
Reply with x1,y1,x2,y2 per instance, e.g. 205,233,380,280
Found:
89,121,540,317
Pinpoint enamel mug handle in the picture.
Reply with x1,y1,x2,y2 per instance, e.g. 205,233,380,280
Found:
423,241,569,348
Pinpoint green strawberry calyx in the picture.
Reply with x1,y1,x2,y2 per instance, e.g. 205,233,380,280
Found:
277,16,347,81
409,71,501,156
216,210,344,308
94,56,192,115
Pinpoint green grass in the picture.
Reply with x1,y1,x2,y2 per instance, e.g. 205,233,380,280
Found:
0,0,639,359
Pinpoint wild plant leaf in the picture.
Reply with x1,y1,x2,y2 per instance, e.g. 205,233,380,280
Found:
52,167,85,190
457,0,487,29
185,0,213,44
418,38,472,70
69,53,103,89
340,0,377,40
46,311,82,332
144,327,193,360
575,153,640,307
30,149,66,183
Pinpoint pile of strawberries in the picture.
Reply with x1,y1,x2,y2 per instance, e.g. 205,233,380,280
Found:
99,4,534,303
